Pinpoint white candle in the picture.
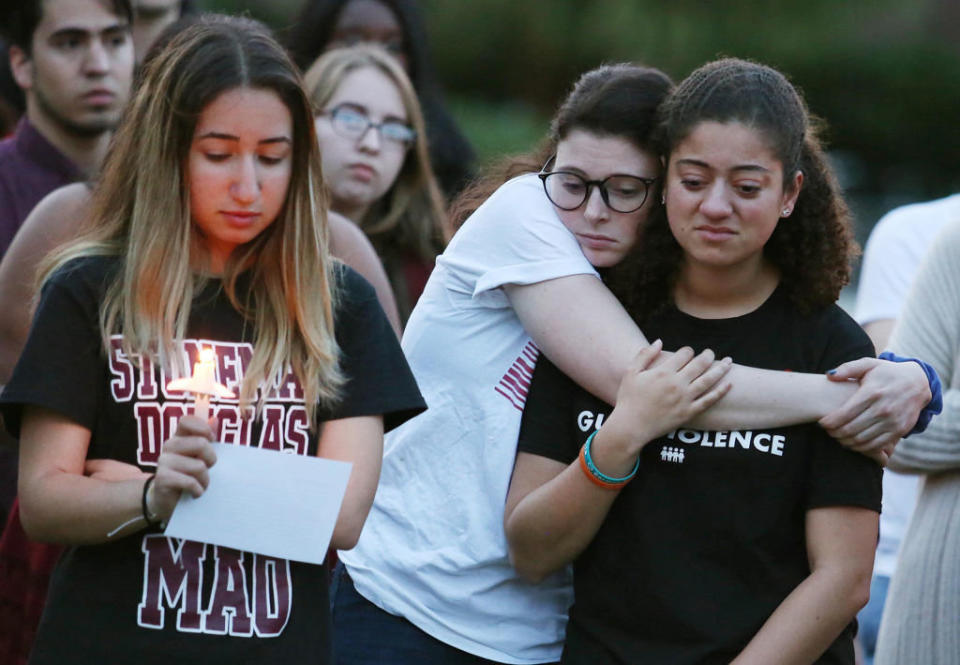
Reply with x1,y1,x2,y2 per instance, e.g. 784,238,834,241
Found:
190,348,216,421
166,346,235,423
192,348,216,390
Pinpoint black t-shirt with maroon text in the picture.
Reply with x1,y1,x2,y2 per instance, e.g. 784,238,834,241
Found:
1,256,425,665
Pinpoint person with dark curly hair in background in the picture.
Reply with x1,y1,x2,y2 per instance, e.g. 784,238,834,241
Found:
286,0,475,198
506,58,890,665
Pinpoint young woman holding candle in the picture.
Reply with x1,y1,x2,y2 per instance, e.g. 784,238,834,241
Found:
505,58,893,664
333,62,936,665
0,14,423,664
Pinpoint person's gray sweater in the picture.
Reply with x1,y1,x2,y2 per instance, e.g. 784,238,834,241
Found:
875,216,960,664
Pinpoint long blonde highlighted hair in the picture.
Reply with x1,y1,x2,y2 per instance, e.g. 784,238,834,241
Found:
304,44,447,318
41,14,343,429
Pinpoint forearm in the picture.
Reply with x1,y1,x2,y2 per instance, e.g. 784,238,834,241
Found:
330,463,380,551
507,276,858,430
320,415,383,550
506,428,640,583
689,366,856,430
731,567,869,665
19,471,149,544
531,312,855,430
506,461,620,583
20,408,152,543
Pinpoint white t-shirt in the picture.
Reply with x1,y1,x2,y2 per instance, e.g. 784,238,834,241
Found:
340,174,597,664
855,193,960,577
856,194,960,325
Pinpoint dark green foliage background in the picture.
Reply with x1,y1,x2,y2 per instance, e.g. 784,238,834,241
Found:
204,0,960,230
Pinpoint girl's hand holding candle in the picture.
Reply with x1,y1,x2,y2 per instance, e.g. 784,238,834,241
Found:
147,415,220,525
145,348,237,523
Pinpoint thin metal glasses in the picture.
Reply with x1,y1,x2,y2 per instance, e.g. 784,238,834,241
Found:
319,103,416,147
538,156,658,213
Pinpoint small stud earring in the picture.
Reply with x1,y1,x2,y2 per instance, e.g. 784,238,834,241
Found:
660,192,666,205
781,208,792,217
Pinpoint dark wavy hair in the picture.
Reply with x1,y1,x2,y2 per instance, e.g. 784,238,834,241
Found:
616,58,858,322
2,0,133,50
449,63,673,230
285,0,475,196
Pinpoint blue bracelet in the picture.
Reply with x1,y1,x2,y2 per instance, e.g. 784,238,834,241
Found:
582,430,640,484
879,351,943,435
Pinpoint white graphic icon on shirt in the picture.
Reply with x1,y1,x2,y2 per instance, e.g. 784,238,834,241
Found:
660,446,685,464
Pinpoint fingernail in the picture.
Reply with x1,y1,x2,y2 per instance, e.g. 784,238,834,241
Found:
827,369,837,375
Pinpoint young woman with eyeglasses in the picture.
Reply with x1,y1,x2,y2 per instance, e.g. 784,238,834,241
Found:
287,0,477,198
304,44,447,324
331,62,936,665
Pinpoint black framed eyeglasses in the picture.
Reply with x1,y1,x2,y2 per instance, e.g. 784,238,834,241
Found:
319,103,416,148
538,156,658,213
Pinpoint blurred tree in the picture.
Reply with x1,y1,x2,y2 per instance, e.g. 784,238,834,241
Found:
423,0,960,199
196,0,960,201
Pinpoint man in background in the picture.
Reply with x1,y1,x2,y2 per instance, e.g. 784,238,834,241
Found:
0,0,134,517
0,0,134,258
0,4,133,662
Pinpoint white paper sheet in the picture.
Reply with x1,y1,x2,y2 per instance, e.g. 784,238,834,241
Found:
164,443,352,565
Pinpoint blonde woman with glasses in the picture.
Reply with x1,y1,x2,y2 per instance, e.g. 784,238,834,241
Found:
305,44,447,325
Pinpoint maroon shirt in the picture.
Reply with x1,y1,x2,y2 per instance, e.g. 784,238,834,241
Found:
0,117,81,664
0,116,82,259
0,115,82,519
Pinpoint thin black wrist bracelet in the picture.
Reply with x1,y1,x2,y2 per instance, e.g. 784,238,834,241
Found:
141,474,164,530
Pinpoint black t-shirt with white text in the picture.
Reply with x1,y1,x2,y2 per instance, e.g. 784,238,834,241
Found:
1,256,425,665
518,286,881,665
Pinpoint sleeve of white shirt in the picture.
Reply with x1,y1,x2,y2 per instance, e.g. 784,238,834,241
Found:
439,174,598,299
855,208,932,325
